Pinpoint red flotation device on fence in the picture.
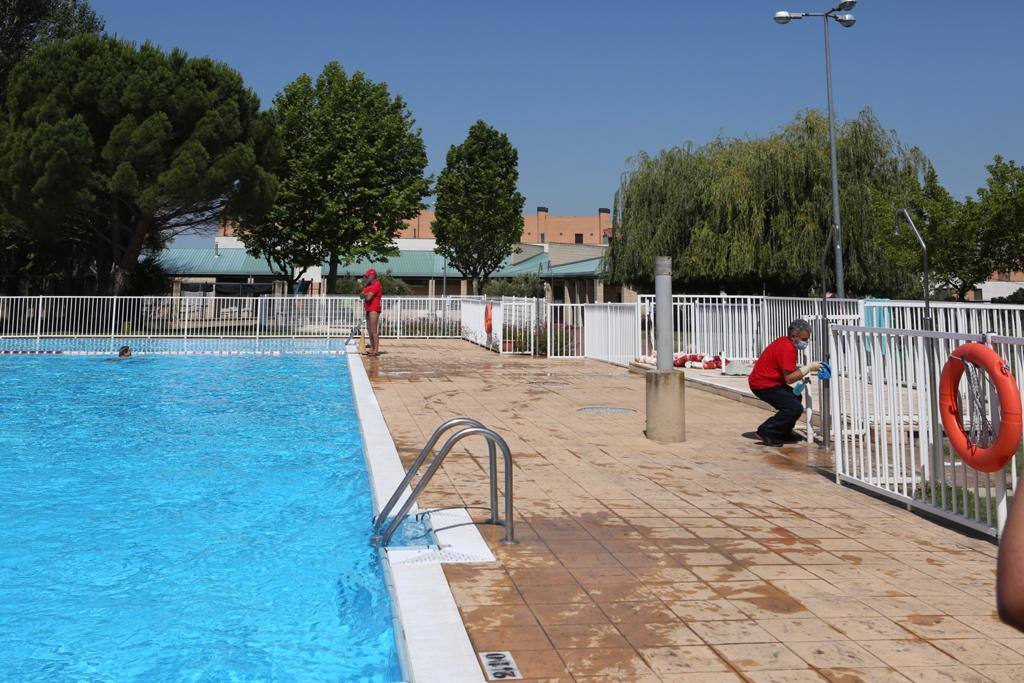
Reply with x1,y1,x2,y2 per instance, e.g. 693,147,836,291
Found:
938,342,1023,473
484,304,493,336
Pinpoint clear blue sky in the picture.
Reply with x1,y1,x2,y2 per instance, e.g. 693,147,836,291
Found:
94,0,1021,215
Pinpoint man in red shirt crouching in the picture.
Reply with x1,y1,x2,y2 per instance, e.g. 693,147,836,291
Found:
748,319,821,447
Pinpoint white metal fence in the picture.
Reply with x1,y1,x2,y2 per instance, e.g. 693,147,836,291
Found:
638,295,863,362
829,324,1021,537
583,304,641,367
0,295,465,340
499,297,540,355
863,299,1024,338
8,293,1024,366
459,297,540,355
638,295,761,360
547,304,586,359
377,297,462,338
459,299,496,350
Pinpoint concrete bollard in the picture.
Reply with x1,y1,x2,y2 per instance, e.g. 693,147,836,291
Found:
645,369,686,442
645,256,686,442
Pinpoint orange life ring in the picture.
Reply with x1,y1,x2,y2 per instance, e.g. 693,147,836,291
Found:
484,304,493,335
938,343,1022,473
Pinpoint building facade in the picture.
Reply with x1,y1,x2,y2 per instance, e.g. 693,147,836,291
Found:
395,207,613,245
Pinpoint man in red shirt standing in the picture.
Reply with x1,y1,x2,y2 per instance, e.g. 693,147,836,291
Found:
361,269,383,357
748,319,821,446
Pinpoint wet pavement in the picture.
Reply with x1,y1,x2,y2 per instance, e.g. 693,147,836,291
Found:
363,340,1017,682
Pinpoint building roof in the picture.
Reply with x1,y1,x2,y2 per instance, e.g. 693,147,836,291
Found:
547,257,605,277
157,248,275,276
157,247,604,279
335,250,450,277
496,252,549,276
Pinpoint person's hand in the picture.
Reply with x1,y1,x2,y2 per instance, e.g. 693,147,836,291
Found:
800,361,822,376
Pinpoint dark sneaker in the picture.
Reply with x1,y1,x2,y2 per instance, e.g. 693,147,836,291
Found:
782,432,805,443
756,432,784,447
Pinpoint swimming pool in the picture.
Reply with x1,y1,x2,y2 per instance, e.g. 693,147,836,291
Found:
0,353,403,681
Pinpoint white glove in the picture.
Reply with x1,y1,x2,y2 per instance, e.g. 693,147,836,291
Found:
800,361,822,376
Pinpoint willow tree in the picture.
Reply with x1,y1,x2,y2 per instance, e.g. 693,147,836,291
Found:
606,109,928,296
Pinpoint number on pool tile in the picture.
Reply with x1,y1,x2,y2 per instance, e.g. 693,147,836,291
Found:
479,651,522,680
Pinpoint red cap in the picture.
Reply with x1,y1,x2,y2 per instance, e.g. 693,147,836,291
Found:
364,268,377,278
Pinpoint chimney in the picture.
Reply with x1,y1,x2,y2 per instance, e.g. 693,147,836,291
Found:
599,207,611,243
537,207,549,243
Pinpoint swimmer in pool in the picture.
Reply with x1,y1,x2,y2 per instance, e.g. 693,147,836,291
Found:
118,346,131,358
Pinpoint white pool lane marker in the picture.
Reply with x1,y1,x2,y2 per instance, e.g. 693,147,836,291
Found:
348,353,489,683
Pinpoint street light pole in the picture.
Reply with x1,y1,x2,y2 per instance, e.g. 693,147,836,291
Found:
775,2,857,299
823,15,845,299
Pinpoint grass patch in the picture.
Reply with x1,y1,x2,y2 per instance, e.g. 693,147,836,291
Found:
914,479,1012,523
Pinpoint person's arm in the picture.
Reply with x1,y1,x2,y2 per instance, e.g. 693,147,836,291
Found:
784,362,821,385
998,493,1024,630
784,368,805,384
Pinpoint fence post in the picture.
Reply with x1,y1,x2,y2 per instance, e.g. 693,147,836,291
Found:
547,303,553,357
759,296,769,352
829,326,842,483
35,296,42,339
323,296,330,341
635,299,643,360
395,298,402,338
110,297,118,348
534,297,541,356
255,298,262,342
984,332,1010,537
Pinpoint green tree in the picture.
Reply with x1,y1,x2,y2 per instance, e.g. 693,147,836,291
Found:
0,0,104,293
907,167,988,301
977,156,1024,276
993,288,1024,305
234,216,323,294
0,0,104,105
234,72,324,292
0,34,277,294
483,274,544,298
906,158,1024,301
433,120,525,292
606,109,927,296
239,62,430,294
330,272,411,296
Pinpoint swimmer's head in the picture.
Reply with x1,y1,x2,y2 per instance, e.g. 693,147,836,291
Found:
118,346,132,358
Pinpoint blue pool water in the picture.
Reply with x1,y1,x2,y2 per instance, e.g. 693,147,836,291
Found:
0,337,349,355
0,353,403,682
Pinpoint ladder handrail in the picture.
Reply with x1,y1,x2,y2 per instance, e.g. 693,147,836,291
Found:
342,319,363,347
373,426,516,547
372,417,496,529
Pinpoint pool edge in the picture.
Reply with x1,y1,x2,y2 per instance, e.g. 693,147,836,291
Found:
346,354,486,683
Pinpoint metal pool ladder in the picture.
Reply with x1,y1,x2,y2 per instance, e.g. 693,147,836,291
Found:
371,417,517,547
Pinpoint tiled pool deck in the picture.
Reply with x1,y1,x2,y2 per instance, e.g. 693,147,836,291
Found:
364,341,1020,682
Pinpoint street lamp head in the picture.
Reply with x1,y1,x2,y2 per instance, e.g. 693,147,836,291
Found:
835,13,857,27
774,11,797,24
835,0,857,10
